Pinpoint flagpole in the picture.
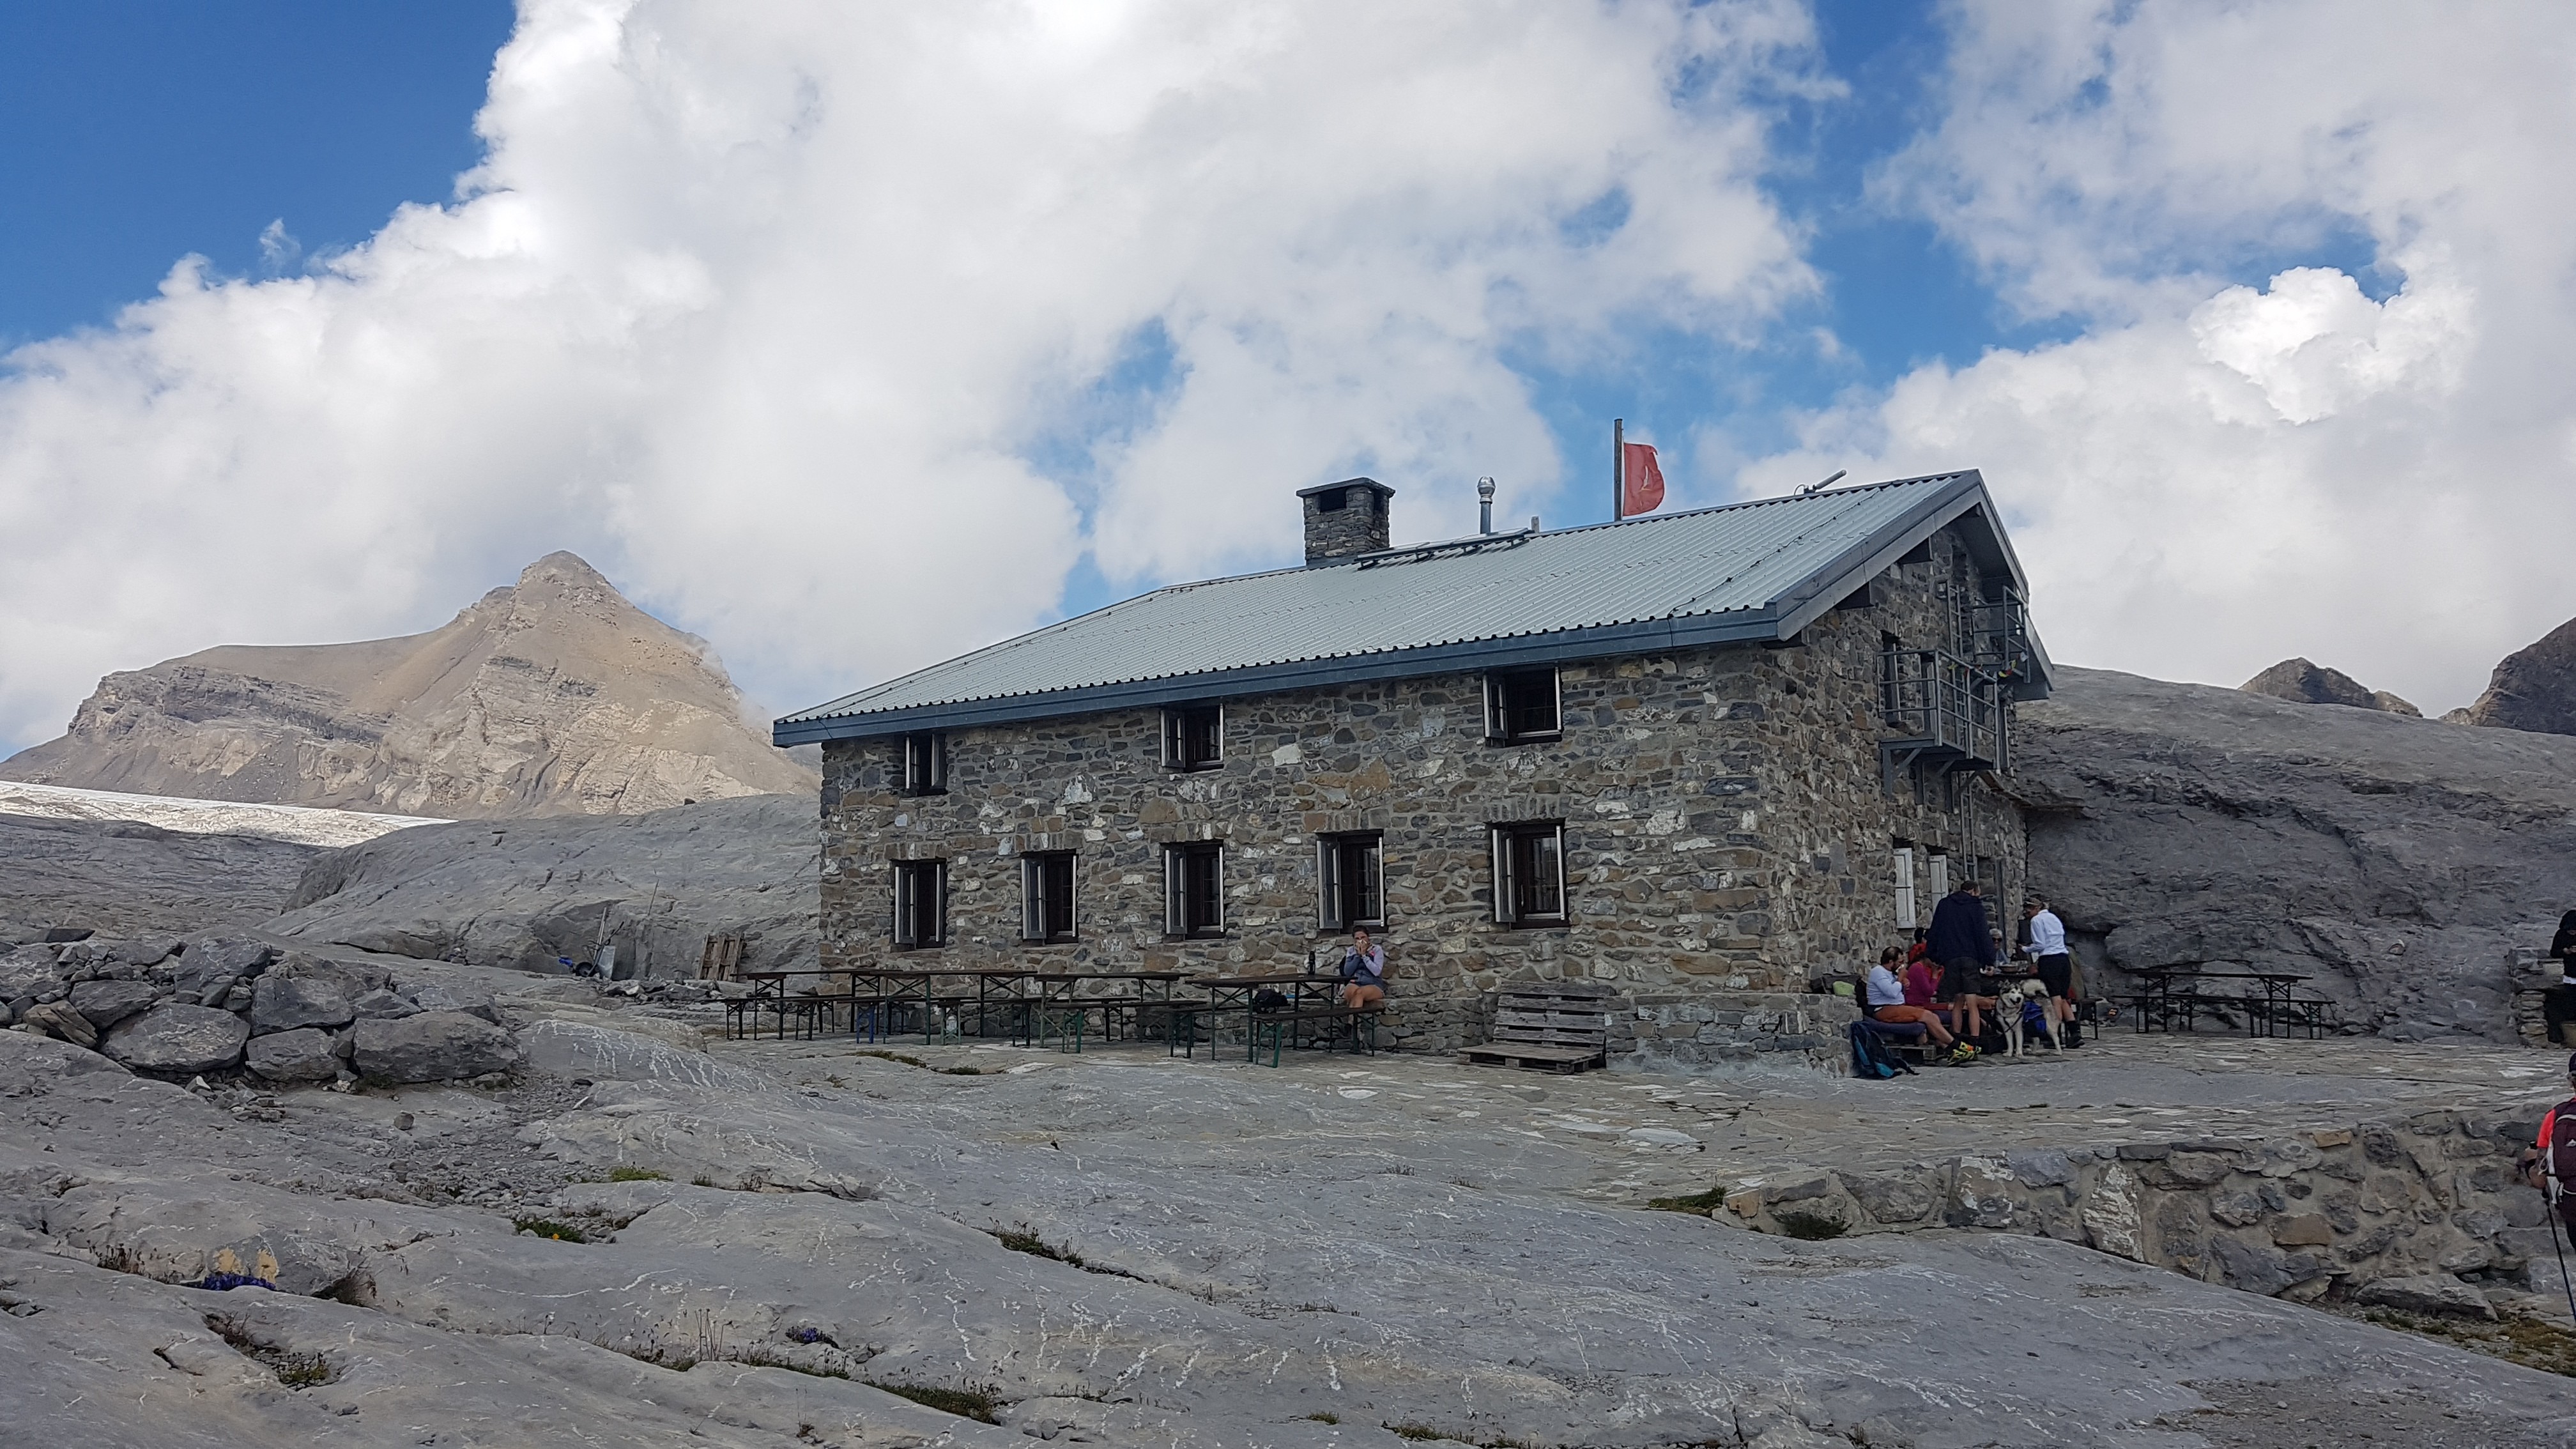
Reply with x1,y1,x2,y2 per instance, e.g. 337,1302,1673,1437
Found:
1613,417,1625,521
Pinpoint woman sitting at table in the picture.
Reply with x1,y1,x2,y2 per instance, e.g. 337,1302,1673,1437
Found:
1338,929,1388,1008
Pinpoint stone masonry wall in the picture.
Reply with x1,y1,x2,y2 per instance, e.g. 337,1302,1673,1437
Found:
1705,1108,2552,1313
819,521,2026,1062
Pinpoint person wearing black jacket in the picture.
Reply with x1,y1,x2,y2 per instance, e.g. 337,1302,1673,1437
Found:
2548,912,2576,1045
1926,880,1996,1041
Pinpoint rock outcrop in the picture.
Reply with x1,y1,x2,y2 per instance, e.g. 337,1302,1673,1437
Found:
2239,657,2419,716
0,812,319,937
2456,613,2576,737
6,933,515,1087
275,793,817,979
2021,666,2576,1040
0,552,818,818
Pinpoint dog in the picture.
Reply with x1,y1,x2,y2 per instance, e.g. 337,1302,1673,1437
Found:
1997,977,2063,1058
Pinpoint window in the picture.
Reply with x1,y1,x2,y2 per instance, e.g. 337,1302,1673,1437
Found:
892,859,946,948
1317,832,1384,931
1164,841,1225,937
1926,850,1950,902
1892,845,1917,930
1483,668,1561,743
1020,852,1077,942
901,732,947,795
1163,705,1222,770
1490,822,1567,926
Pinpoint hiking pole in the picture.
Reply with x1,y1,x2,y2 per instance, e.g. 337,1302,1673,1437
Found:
2549,1173,2576,1325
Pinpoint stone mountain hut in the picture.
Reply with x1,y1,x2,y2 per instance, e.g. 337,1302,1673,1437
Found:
776,471,2053,1066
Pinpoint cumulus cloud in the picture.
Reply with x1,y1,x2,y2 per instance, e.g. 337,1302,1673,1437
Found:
0,0,1827,749
1742,0,2576,712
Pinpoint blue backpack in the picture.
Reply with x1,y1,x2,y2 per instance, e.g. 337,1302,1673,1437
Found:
1848,1021,1917,1079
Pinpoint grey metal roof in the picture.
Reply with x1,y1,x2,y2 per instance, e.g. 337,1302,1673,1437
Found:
778,470,2045,744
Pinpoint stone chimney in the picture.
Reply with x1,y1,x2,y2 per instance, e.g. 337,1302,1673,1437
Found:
1296,478,1394,565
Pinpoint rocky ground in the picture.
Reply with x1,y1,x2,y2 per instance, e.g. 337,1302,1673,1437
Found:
12,946,2576,1448
2019,666,2576,1043
0,813,319,938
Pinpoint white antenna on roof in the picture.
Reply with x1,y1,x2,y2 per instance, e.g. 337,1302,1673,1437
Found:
1798,468,1848,496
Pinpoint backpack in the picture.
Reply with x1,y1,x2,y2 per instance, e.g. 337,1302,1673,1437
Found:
2543,1100,2576,1230
1847,1021,1917,1080
1251,988,1290,1011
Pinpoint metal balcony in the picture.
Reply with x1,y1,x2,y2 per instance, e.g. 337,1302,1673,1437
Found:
1879,648,2004,793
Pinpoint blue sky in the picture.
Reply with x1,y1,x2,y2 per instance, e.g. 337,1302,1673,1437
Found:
0,1,2563,746
0,3,512,348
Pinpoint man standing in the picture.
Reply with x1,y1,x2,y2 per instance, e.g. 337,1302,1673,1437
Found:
1926,878,1995,1041
2025,896,2073,1013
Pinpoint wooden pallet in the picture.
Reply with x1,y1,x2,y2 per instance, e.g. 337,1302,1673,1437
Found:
1460,985,1611,1073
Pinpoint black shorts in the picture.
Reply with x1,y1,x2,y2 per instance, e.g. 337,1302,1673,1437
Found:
1938,958,1980,1000
2034,954,2073,999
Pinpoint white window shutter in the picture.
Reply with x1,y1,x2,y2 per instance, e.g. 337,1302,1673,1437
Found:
1020,858,1041,942
1542,669,1562,733
1490,827,1511,924
1893,848,1915,930
1163,848,1180,935
1928,852,1949,901
1066,857,1078,937
931,862,946,944
1367,838,1384,924
1549,825,1568,912
1317,839,1338,929
1482,674,1499,742
892,864,908,944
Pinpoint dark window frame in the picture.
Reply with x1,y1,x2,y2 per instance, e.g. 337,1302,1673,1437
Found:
1020,851,1077,944
1317,831,1385,931
1163,840,1226,939
901,732,948,796
1483,667,1562,744
1162,705,1224,772
1489,820,1568,928
892,859,947,949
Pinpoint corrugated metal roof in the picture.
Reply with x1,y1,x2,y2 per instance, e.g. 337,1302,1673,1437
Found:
783,471,2002,737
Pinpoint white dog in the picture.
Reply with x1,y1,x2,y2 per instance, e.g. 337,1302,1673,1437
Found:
1997,977,2062,1058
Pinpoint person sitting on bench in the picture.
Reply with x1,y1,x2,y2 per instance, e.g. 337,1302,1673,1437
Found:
1338,929,1388,1008
1867,946,1968,1059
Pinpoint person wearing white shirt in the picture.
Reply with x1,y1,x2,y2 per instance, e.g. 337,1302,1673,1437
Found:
2023,897,2074,1016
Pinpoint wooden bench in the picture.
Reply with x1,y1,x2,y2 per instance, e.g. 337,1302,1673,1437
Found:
1460,985,1611,1073
1248,1005,1381,1066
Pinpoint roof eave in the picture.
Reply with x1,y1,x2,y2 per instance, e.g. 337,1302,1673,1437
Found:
771,608,1788,746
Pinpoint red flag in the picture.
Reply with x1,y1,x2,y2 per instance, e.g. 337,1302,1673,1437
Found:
1620,441,1665,516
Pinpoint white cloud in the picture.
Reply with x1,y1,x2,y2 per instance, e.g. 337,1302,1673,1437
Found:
0,0,1826,749
1743,0,2576,712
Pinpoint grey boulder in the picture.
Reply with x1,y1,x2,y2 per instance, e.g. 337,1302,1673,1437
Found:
2355,1274,2499,1320
68,978,158,1030
172,935,272,998
353,1009,521,1084
406,981,502,1023
249,972,355,1032
102,1004,250,1075
244,1027,342,1084
349,987,417,1019
111,936,182,967
0,944,61,1000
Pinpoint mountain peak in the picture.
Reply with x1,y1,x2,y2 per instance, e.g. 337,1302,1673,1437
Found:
0,555,816,818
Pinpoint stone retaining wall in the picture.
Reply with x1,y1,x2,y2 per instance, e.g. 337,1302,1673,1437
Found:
1705,1107,2551,1312
2511,946,2555,1047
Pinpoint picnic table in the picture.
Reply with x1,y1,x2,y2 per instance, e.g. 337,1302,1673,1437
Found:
1025,969,1192,1051
1178,972,1381,1065
2126,963,2325,1038
729,969,847,1040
